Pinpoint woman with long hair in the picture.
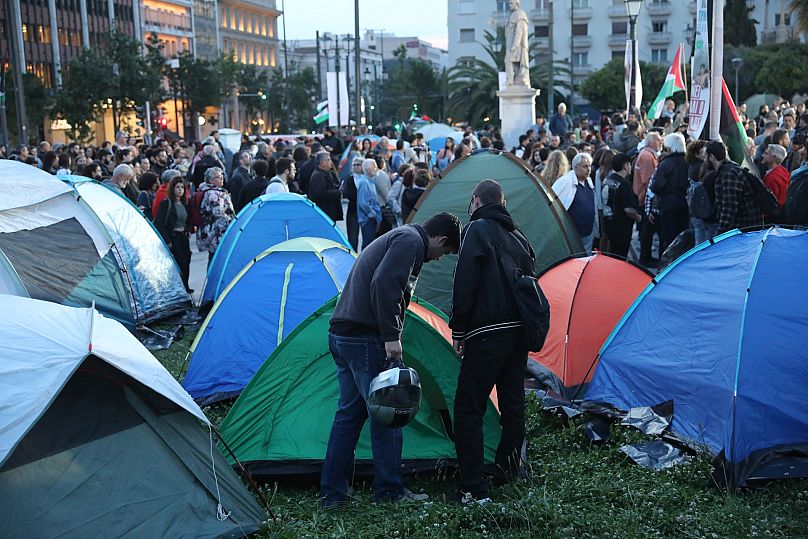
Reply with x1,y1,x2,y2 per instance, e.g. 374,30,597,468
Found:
539,150,570,188
435,138,455,172
155,176,193,293
360,138,373,157
136,172,160,221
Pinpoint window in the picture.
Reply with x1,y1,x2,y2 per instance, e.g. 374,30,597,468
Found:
572,52,588,66
774,13,791,26
572,24,588,36
611,50,623,60
652,21,667,33
458,55,475,67
611,21,627,35
458,0,475,14
572,0,590,7
651,48,667,63
534,25,549,38
459,28,475,42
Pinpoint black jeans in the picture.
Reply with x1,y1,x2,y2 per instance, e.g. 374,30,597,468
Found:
346,210,359,252
658,206,690,255
603,222,633,258
454,329,527,498
640,212,658,261
171,230,191,290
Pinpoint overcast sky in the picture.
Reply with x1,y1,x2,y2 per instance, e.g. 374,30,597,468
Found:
280,0,449,49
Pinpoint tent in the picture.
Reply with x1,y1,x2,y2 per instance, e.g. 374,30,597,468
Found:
185,238,356,405
61,175,192,324
406,150,584,313
585,228,808,486
219,296,501,476
528,253,652,400
203,193,351,305
0,160,161,331
416,123,460,140
0,295,265,537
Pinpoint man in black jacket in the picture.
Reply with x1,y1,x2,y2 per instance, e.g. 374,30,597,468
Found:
227,151,254,206
297,142,323,195
321,213,462,509
309,152,344,223
450,179,536,504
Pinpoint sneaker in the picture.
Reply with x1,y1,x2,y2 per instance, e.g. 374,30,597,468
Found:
460,492,492,505
391,488,429,503
321,498,350,511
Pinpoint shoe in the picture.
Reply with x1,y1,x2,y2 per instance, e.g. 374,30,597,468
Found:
460,492,492,505
185,287,195,294
391,488,429,503
320,498,350,511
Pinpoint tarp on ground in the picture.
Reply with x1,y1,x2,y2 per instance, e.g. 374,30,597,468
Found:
219,296,501,476
585,227,808,486
529,253,652,401
61,175,192,324
406,150,584,313
185,238,356,405
0,295,265,537
203,192,351,305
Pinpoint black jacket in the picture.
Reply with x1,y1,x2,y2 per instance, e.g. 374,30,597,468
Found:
236,176,270,213
330,224,430,341
154,198,189,244
450,203,536,343
191,155,222,188
309,168,344,222
227,166,254,209
343,174,358,215
651,152,689,211
297,156,318,195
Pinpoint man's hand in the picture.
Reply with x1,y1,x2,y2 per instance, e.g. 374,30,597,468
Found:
385,340,403,360
453,339,465,357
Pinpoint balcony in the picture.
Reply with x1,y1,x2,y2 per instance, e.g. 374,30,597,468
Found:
572,7,592,19
491,9,508,27
609,34,629,47
530,8,550,21
609,4,628,17
572,64,592,76
648,31,672,44
142,6,192,33
572,35,592,48
646,2,672,16
533,36,550,49
690,0,697,15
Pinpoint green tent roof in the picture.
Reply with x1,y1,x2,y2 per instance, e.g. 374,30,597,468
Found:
219,296,501,476
407,150,583,313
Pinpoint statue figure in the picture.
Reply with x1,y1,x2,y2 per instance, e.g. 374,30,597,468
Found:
505,0,531,87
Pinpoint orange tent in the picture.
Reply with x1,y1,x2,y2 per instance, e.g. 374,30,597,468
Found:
529,253,652,401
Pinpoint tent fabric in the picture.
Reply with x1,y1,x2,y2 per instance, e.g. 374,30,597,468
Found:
585,228,808,486
219,296,501,475
0,160,139,330
185,238,356,405
406,150,584,313
203,193,352,305
529,253,652,400
62,175,192,324
0,355,265,538
416,123,460,140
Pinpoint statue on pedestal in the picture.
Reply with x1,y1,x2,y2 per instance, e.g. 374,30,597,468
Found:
505,0,530,87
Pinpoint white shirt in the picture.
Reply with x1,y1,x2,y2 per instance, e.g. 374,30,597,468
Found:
264,175,289,194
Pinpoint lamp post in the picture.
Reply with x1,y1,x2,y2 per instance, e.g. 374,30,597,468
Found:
731,57,744,105
624,0,644,115
342,35,354,127
322,34,342,128
364,66,372,126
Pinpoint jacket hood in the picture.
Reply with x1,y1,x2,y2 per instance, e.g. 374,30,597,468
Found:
471,202,516,231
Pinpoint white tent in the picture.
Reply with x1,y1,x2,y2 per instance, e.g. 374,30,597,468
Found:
416,122,461,141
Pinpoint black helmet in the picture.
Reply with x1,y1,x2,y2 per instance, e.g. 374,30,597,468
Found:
367,365,422,427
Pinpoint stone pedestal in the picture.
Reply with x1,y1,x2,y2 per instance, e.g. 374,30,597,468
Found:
497,85,540,150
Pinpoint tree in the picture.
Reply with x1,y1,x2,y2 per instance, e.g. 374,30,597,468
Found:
724,0,758,47
791,0,808,33
579,58,668,113
380,57,444,124
753,43,808,99
5,74,55,143
236,64,269,132
54,48,115,141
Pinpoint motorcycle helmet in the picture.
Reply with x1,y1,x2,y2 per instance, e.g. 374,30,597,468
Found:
367,365,422,427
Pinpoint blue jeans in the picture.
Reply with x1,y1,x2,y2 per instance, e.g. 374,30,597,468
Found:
360,220,377,251
320,333,404,505
692,217,718,245
580,231,594,255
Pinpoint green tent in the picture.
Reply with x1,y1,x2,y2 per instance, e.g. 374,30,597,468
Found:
219,296,501,476
407,150,583,313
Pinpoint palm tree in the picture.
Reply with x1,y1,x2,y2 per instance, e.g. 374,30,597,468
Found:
446,28,571,126
792,0,808,32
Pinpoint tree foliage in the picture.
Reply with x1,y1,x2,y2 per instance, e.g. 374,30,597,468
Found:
724,0,758,47
723,42,808,102
5,74,54,143
579,58,668,113
264,64,318,132
790,0,808,32
378,55,445,124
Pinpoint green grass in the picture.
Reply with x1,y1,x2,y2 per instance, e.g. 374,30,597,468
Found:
154,328,808,538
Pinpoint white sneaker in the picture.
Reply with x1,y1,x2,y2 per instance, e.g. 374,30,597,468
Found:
460,492,492,505
394,488,429,503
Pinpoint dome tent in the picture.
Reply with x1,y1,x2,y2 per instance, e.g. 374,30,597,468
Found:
585,228,808,486
406,150,583,313
202,192,351,305
0,295,265,537
185,238,356,405
219,296,501,476
529,253,652,401
0,160,145,331
61,175,192,324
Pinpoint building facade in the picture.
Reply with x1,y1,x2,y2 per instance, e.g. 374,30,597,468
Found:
363,30,449,71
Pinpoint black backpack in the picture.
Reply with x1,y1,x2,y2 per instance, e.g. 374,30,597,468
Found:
785,165,808,225
741,167,781,218
687,180,714,220
487,223,551,353
601,174,622,220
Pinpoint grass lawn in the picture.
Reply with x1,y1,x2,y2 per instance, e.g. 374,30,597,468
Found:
154,328,808,538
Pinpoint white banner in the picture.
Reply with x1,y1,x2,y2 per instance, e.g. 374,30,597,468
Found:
326,71,349,127
624,40,642,116
687,0,710,139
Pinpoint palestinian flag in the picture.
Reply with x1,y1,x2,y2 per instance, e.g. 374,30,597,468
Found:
313,100,328,124
648,45,686,120
719,77,751,167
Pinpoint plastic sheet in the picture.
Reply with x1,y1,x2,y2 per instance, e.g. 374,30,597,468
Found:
621,440,691,470
139,325,185,351
620,401,673,436
584,417,612,444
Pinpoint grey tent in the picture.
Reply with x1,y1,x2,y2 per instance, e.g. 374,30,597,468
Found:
0,295,265,537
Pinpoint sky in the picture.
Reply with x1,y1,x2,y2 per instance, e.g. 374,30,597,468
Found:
280,0,449,50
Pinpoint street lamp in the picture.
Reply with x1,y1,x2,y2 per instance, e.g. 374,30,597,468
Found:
731,57,744,105
364,66,372,125
624,0,644,114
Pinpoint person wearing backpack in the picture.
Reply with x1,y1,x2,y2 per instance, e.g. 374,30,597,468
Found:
706,141,763,234
450,179,543,504
651,133,690,255
602,153,642,257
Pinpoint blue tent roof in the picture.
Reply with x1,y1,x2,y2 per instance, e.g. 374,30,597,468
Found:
585,227,808,486
202,193,351,305
186,238,355,405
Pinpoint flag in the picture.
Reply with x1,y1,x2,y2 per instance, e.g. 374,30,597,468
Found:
687,0,710,140
648,45,686,120
313,100,328,124
719,77,751,167
624,39,643,116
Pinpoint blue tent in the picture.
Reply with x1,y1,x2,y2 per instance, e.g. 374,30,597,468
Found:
185,238,355,405
585,227,808,486
202,193,351,305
